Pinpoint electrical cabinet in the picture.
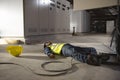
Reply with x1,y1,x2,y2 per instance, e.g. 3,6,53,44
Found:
24,0,70,37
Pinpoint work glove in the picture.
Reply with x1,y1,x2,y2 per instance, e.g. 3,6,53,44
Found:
49,54,55,59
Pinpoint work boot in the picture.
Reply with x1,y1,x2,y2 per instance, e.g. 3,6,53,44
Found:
99,53,110,63
86,54,101,66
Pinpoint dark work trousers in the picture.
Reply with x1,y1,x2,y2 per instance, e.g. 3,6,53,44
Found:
61,44,97,63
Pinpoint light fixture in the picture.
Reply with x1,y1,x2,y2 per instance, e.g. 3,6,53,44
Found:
40,0,52,5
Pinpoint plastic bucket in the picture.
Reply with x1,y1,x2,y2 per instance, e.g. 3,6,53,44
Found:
6,45,23,57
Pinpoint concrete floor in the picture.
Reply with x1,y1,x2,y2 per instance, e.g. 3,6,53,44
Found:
0,33,120,80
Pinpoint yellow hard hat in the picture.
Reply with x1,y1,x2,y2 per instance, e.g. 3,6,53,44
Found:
6,45,23,57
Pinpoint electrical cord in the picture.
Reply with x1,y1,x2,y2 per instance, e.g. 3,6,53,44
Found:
35,60,74,76
41,61,73,72
0,58,74,76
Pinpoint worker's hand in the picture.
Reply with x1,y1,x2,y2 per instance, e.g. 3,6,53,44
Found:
49,54,55,59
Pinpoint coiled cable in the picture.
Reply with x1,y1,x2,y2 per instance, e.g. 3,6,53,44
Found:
0,58,74,76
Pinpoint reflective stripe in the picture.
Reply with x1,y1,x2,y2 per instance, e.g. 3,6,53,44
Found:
49,43,65,54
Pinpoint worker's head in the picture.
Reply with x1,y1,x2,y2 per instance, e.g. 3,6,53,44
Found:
44,41,52,48
86,54,101,66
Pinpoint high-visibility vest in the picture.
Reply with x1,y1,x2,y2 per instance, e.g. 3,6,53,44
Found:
48,43,65,54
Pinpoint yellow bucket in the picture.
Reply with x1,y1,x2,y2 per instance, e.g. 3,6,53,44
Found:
6,45,23,57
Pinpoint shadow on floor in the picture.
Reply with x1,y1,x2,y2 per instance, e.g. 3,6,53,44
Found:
102,62,120,71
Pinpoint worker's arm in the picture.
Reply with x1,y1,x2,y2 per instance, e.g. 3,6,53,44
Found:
44,47,55,58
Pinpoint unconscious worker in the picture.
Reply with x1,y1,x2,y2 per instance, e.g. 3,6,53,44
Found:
43,41,106,66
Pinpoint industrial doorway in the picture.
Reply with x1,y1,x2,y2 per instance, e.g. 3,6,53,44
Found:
87,6,117,34
91,20,106,33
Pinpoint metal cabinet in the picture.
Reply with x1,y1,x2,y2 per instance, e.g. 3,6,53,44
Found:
24,0,70,36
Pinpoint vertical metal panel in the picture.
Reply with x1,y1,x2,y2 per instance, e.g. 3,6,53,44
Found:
55,0,70,33
24,0,39,36
65,1,70,33
48,1,56,34
55,0,61,33
39,0,49,34
61,0,65,33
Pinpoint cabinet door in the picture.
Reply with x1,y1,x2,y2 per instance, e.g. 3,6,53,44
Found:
24,0,39,36
38,0,49,35
48,2,56,34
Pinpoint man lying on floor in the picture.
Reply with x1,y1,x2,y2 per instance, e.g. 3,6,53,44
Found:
43,41,109,66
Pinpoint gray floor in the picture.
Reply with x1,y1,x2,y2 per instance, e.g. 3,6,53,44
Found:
0,33,120,80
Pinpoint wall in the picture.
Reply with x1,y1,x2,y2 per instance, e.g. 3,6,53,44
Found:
70,10,90,33
74,0,117,10
0,0,24,37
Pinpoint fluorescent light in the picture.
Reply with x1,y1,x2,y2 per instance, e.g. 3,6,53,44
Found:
40,0,52,5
